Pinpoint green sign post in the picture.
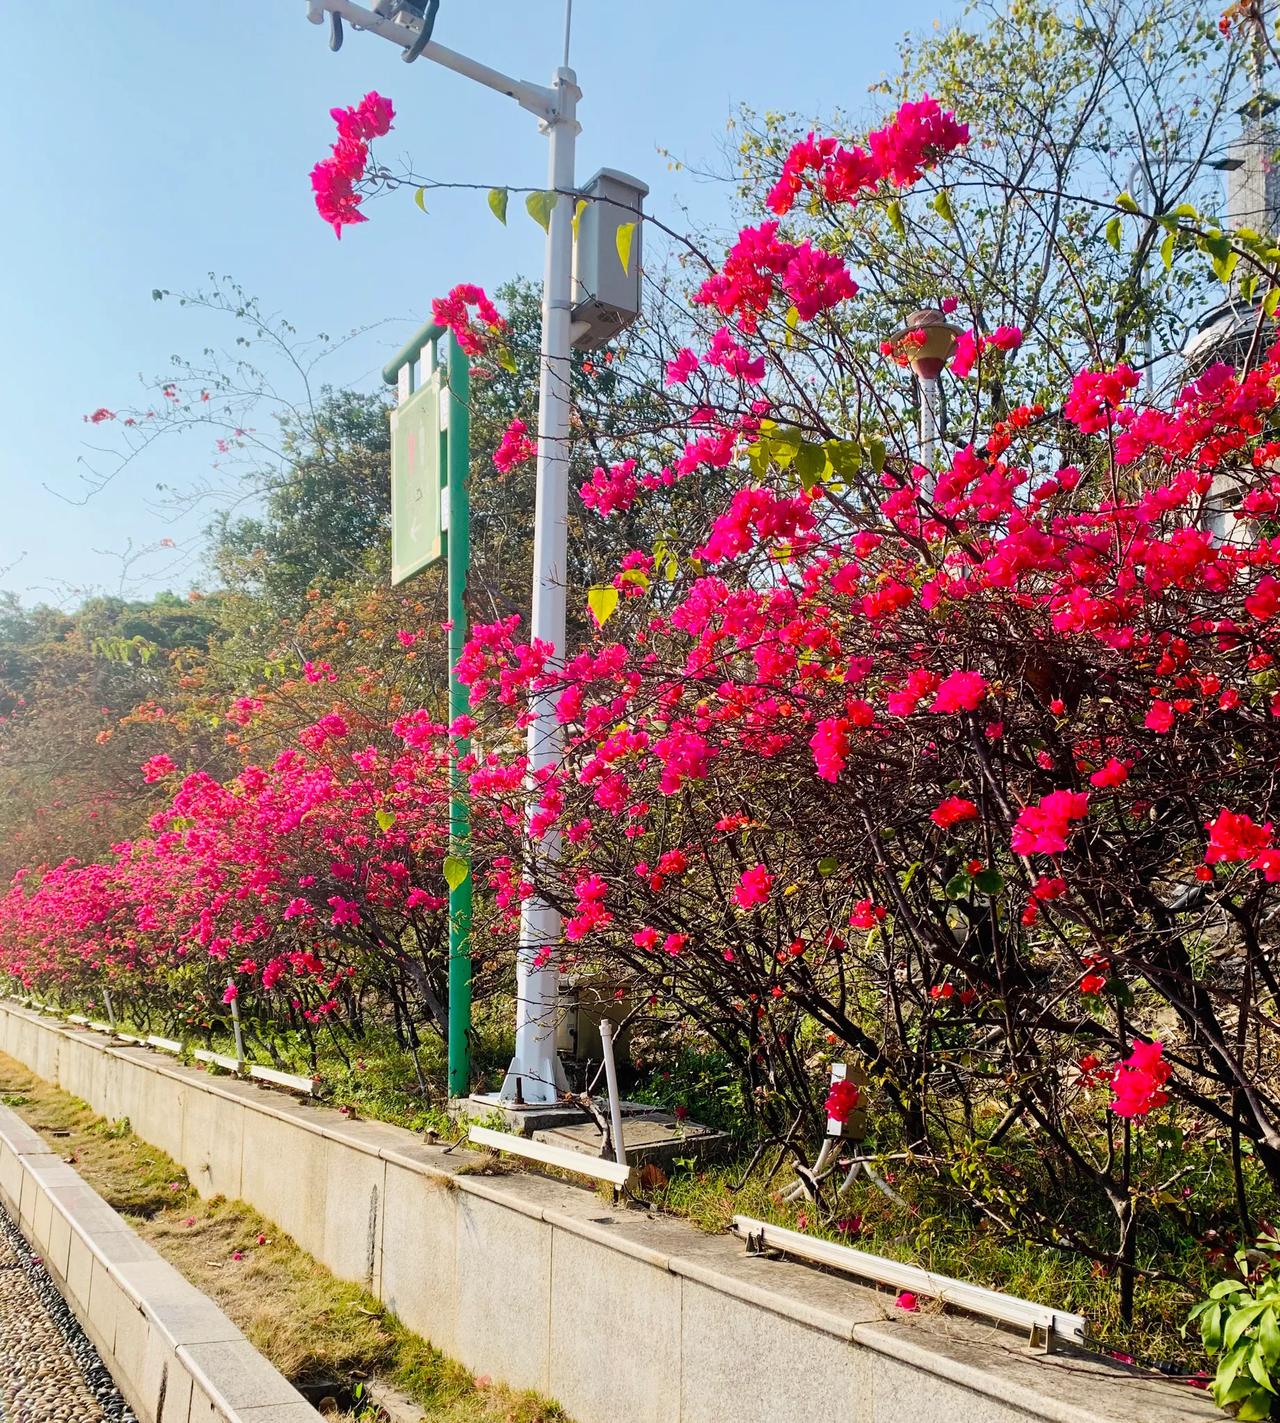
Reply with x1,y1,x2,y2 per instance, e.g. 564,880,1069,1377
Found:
384,319,472,1100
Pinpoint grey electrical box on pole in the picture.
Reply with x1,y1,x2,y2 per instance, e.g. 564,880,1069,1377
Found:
570,167,648,350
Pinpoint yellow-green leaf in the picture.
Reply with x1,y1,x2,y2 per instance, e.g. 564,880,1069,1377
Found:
572,197,589,241
1160,229,1175,272
932,188,956,225
1265,286,1280,319
376,809,396,832
442,855,469,892
887,198,905,239
414,186,428,214
1115,190,1139,214
587,585,620,626
496,343,517,374
615,221,636,275
487,187,508,224
618,567,650,590
1105,214,1122,251
526,190,559,232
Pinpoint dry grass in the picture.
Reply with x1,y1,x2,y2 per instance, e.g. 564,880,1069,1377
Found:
0,1053,567,1423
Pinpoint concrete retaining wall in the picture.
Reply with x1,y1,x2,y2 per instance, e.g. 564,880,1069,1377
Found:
0,1098,321,1423
0,1003,1217,1423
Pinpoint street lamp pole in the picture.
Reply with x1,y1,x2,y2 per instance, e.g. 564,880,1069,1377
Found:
501,71,578,1106
303,0,576,1103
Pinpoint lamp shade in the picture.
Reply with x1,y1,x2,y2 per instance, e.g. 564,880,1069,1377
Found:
890,307,964,380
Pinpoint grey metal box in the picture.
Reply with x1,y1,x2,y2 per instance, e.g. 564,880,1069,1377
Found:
571,167,649,350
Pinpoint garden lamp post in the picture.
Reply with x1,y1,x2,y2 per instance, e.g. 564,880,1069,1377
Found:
301,0,579,1103
891,307,962,473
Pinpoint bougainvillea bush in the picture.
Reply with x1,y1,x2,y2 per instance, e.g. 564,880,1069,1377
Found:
439,96,1280,1334
12,20,1280,1370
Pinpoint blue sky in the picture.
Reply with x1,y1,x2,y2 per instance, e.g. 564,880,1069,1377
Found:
0,1,957,605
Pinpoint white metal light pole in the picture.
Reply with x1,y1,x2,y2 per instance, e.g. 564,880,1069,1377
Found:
302,0,576,1104
891,308,960,479
502,68,577,1106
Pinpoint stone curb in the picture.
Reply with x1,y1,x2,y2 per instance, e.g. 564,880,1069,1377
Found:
0,1098,322,1423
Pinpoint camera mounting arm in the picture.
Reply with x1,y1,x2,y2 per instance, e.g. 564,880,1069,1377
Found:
305,0,560,121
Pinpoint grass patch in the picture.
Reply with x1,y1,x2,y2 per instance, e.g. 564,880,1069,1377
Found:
0,1053,567,1423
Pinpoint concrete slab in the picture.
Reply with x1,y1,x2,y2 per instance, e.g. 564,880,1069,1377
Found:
549,1224,680,1423
240,1110,327,1259
319,1134,384,1292
179,1339,307,1413
379,1161,458,1354
534,1111,729,1169
86,1254,126,1357
46,1201,72,1279
679,1276,865,1423
159,1362,194,1423
181,1082,245,1200
454,1189,551,1394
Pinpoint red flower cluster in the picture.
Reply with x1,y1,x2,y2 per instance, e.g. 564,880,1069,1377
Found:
493,418,537,473
1109,1040,1171,1118
824,1077,861,1124
431,283,505,358
310,91,394,238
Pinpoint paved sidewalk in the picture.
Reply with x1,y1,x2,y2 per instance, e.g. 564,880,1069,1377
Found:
0,1205,135,1422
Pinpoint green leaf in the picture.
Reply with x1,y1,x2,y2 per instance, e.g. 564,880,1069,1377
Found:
864,436,887,473
1115,190,1140,214
1265,286,1280,319
887,199,905,239
442,855,469,892
414,186,428,214
587,585,620,626
784,304,800,348
817,856,839,876
974,868,1005,896
526,190,559,232
1105,214,1122,251
375,809,396,833
1226,1301,1273,1351
933,188,956,225
945,872,971,900
794,442,829,492
900,860,922,891
1259,1306,1280,1363
496,344,517,374
615,221,637,275
572,197,589,241
1160,229,1175,272
487,187,509,224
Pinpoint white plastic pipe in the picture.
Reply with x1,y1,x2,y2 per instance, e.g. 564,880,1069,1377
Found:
599,1018,627,1166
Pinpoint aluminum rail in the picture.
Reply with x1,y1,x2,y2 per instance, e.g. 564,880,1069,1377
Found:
468,1125,632,1188
732,1216,1087,1351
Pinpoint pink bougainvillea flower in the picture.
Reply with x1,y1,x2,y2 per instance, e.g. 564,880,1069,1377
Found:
1204,809,1274,867
824,1077,861,1123
931,796,978,829
930,669,988,714
1011,790,1090,856
895,1290,919,1312
493,418,537,473
1109,1040,1171,1118
1090,757,1129,788
141,754,177,783
734,864,774,909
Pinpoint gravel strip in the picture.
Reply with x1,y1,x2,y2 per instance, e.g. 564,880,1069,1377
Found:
0,1205,136,1422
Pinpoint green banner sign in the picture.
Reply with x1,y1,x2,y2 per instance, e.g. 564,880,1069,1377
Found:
390,368,444,584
